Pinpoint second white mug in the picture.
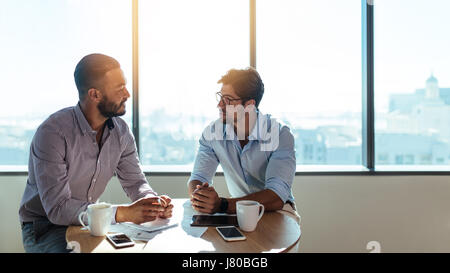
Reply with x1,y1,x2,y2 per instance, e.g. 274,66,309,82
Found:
236,200,265,232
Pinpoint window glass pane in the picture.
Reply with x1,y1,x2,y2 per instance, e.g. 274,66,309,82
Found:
139,0,249,167
0,0,132,167
375,0,450,166
257,0,362,165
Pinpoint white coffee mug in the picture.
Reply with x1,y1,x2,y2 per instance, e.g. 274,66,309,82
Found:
236,200,265,232
78,203,113,236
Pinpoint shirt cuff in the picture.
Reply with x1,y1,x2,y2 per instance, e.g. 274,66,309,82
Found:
111,205,118,224
144,193,158,198
188,173,211,185
265,177,292,204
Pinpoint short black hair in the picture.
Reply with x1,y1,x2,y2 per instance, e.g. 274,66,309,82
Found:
74,53,120,101
218,67,264,108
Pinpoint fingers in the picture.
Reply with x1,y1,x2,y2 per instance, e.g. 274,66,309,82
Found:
191,186,216,208
162,204,174,214
141,203,166,211
192,204,215,214
191,198,215,214
159,195,172,207
194,182,209,193
127,196,174,224
191,184,214,205
142,209,163,218
191,192,210,202
193,189,216,199
139,197,162,206
138,205,172,223
139,196,172,209
191,196,215,211
195,182,210,191
158,204,174,219
159,211,173,219
191,200,215,210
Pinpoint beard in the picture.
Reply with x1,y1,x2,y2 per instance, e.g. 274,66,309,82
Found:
97,97,126,118
219,109,233,125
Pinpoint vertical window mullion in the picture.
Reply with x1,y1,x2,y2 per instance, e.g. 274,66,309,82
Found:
250,0,256,68
132,0,140,156
362,0,375,170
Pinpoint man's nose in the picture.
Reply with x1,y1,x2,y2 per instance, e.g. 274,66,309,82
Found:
124,87,131,98
217,99,225,109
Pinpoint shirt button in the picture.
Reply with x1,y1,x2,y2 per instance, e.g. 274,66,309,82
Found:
93,178,96,183
89,197,92,201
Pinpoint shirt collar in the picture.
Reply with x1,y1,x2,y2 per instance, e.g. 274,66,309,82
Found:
75,102,94,135
223,110,268,141
74,102,115,135
105,117,115,130
248,111,269,141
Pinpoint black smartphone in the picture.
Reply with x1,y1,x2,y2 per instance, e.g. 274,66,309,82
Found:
106,233,135,248
190,215,238,227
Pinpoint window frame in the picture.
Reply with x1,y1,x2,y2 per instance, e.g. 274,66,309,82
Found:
1,0,449,176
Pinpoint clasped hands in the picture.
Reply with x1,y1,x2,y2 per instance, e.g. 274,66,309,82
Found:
190,182,222,214
116,195,174,224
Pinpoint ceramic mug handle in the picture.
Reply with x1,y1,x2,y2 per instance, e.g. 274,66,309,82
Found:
78,211,88,230
257,204,265,222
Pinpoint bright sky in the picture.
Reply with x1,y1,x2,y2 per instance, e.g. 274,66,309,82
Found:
138,0,248,119
375,0,450,102
0,0,131,120
257,0,361,116
1,0,449,119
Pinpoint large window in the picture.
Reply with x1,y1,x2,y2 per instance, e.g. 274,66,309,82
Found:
0,0,132,169
375,0,450,167
257,0,362,166
1,0,449,172
138,0,249,169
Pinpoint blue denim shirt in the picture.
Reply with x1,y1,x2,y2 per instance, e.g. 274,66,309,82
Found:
189,112,296,204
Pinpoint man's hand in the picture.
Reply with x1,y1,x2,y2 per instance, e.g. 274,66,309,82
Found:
158,195,174,219
115,196,166,224
190,182,221,214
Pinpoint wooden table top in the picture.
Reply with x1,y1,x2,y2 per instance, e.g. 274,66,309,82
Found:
66,199,301,253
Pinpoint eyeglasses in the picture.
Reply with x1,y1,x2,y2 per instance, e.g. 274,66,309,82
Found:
216,92,251,105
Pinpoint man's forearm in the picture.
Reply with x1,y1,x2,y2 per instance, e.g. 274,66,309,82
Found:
115,205,128,223
225,189,284,214
188,180,204,196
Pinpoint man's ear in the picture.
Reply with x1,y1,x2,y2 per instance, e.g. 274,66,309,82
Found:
87,88,101,103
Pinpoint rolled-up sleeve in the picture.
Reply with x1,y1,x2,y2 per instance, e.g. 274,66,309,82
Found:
264,126,296,203
115,130,157,202
32,124,90,226
188,133,220,185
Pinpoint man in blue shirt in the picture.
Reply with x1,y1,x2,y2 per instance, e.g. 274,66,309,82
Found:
188,68,300,222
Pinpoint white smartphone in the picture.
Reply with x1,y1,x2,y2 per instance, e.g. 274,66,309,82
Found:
216,226,247,242
106,233,135,248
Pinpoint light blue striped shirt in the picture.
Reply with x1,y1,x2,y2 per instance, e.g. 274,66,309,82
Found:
189,112,296,204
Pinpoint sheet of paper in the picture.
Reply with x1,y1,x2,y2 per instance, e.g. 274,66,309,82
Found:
123,219,178,233
180,199,208,238
109,213,179,241
109,200,208,241
108,223,167,241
